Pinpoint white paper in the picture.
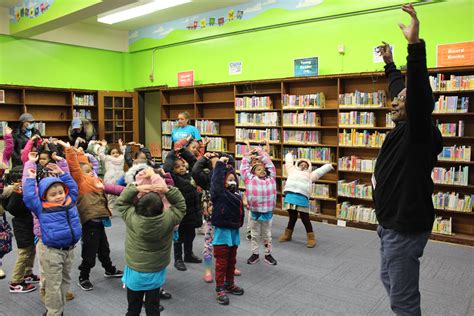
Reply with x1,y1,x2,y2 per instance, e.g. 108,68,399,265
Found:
229,61,242,75
373,45,394,63
337,219,347,227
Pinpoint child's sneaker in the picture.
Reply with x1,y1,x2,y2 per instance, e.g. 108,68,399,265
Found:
9,281,36,293
0,268,5,280
104,269,123,278
246,230,251,241
264,254,277,265
225,284,244,295
203,271,213,283
234,268,241,276
78,278,94,291
216,290,229,305
247,254,260,264
24,273,40,284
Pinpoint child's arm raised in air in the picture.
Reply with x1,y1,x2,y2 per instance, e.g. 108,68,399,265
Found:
115,183,140,221
211,158,228,198
310,164,334,181
22,153,41,216
284,151,296,174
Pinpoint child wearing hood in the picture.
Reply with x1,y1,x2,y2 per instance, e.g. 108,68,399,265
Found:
279,151,333,247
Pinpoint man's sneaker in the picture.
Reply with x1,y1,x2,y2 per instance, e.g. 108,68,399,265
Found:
216,290,229,305
104,269,123,278
247,254,259,265
78,279,94,291
160,289,172,300
184,254,202,264
174,259,187,271
24,274,40,284
9,281,36,293
225,284,244,295
264,254,277,265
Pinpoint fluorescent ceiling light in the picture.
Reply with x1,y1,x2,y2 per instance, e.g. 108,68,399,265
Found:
98,0,191,24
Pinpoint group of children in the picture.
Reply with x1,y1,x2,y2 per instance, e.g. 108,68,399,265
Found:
0,120,334,314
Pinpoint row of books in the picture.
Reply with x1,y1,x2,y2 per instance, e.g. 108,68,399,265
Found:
432,216,452,235
73,109,92,120
438,145,471,162
283,199,321,214
282,93,325,108
282,112,321,126
162,135,172,149
338,202,378,224
339,129,387,148
339,111,375,127
283,130,320,144
429,74,474,91
386,112,395,127
73,94,95,106
161,120,179,134
235,144,279,158
235,112,279,126
0,121,8,137
235,96,272,109
337,179,373,199
282,180,331,198
437,121,465,137
196,120,219,135
235,128,280,142
338,156,376,172
338,90,386,107
283,147,332,163
205,137,227,152
432,191,473,212
434,96,469,113
432,166,469,186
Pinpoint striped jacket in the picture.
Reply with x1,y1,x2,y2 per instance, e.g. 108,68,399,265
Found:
240,149,277,213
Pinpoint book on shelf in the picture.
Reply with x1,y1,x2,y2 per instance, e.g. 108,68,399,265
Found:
161,120,178,134
338,156,376,172
282,179,331,198
282,197,321,214
386,113,396,128
235,144,278,158
339,129,387,148
205,137,227,152
338,111,375,127
162,150,170,161
235,96,272,109
436,120,464,137
196,120,219,135
0,121,8,137
337,202,378,224
282,93,325,108
337,179,373,200
429,74,474,91
432,191,473,212
73,93,95,106
235,128,280,142
33,122,46,135
162,135,172,149
73,109,92,120
283,147,332,164
282,111,321,126
432,166,469,186
283,130,320,144
235,112,279,126
338,90,386,108
438,145,471,162
434,96,469,113
432,216,452,235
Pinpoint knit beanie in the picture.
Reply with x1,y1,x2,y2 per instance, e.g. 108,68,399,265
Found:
19,113,35,123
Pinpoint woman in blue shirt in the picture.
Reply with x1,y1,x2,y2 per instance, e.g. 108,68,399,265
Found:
171,111,202,143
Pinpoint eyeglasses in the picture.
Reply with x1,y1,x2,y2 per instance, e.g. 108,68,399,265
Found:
393,95,406,103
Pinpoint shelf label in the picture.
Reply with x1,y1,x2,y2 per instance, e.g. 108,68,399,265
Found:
437,42,474,67
294,57,318,77
337,219,347,227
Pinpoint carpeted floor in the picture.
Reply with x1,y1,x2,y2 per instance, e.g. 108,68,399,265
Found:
0,214,472,316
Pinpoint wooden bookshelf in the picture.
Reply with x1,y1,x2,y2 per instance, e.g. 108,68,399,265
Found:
155,66,474,246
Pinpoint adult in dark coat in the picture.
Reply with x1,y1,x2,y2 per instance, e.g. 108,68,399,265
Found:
11,113,41,167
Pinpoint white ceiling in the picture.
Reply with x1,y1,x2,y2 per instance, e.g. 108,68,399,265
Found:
0,0,18,7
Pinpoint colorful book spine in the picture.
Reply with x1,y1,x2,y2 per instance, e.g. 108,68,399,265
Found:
338,156,376,172
337,180,373,199
282,93,325,108
429,74,474,92
432,191,473,212
161,120,178,134
432,216,452,235
338,202,378,224
161,135,172,149
235,96,272,109
73,94,95,106
385,113,395,127
235,144,278,158
283,147,332,163
438,145,471,162
235,128,280,142
195,120,219,135
432,166,469,186
73,109,92,120
282,111,321,126
0,121,8,137
205,137,227,152
235,112,279,126
338,129,387,148
436,121,464,137
338,90,386,107
434,96,469,113
283,130,320,144
338,111,375,127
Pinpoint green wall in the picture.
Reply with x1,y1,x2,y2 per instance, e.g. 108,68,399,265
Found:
126,0,474,90
0,35,125,90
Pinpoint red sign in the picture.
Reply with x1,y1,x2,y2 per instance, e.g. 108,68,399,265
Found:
178,71,194,87
437,42,474,67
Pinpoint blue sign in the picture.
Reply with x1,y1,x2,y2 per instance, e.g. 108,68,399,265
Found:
294,57,318,77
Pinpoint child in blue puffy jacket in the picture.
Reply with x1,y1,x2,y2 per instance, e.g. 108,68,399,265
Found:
22,152,82,316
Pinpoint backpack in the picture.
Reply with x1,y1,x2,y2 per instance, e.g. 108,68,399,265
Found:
0,213,13,258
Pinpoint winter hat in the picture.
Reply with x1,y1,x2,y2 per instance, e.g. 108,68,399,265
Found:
19,113,35,123
71,118,82,129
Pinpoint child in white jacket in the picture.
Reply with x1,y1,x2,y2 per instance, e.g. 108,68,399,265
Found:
279,151,333,248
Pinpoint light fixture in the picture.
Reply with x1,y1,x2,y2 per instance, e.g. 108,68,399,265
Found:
98,0,191,25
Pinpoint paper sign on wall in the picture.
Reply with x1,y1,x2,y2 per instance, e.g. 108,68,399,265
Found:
294,57,318,77
178,71,194,87
229,61,242,75
437,42,474,67
373,45,394,63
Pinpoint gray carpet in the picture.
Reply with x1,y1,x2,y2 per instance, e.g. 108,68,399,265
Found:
0,214,473,316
